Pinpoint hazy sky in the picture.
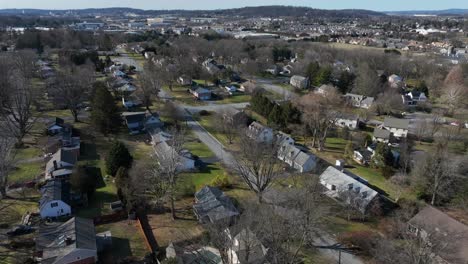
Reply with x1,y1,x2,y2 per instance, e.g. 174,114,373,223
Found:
0,0,467,11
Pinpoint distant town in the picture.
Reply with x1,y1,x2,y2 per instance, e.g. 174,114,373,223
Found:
0,5,467,264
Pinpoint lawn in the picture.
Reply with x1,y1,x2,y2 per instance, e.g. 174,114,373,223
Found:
96,220,149,261
162,85,205,106
214,93,251,104
197,115,237,148
324,215,377,235
15,147,42,161
9,161,43,183
185,133,215,159
0,190,40,227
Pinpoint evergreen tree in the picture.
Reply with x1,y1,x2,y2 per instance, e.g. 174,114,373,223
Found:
306,62,320,83
70,165,97,196
313,66,332,87
105,141,133,176
336,71,355,94
371,143,394,169
90,82,121,135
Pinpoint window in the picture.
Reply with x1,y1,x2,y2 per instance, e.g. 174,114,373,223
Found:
331,185,336,191
51,202,59,208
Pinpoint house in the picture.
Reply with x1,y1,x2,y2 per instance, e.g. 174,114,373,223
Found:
122,112,162,134
335,113,360,130
144,51,155,59
116,83,137,93
239,81,256,93
47,118,66,135
246,122,273,143
277,142,316,173
353,148,373,166
373,128,392,143
122,95,142,109
408,206,468,264
344,93,374,109
45,148,78,180
166,243,223,264
39,179,72,219
276,131,295,146
382,117,409,138
203,59,223,75
225,228,268,264
292,151,317,173
151,131,195,171
290,75,309,89
405,91,428,105
225,85,237,94
113,70,126,78
388,74,403,88
315,84,337,95
319,166,379,213
36,217,97,264
193,186,239,224
44,127,81,156
178,76,192,86
191,87,212,101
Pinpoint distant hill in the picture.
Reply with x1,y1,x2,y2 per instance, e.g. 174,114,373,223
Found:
0,6,386,18
386,9,468,16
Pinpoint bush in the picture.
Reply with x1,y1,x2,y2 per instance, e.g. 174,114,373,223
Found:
211,173,231,189
105,141,133,176
180,182,196,198
199,110,211,116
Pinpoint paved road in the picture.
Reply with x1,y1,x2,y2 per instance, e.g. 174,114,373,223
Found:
252,77,299,100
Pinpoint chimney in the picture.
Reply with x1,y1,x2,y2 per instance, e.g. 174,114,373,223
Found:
65,237,73,245
53,160,58,170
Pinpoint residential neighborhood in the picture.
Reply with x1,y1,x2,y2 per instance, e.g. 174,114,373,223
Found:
1,2,468,264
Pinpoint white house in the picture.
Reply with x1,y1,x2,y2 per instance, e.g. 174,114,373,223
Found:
373,128,392,143
315,84,337,95
319,166,379,213
246,122,273,143
47,117,66,135
152,132,195,172
405,91,428,104
45,148,78,180
335,114,360,130
277,142,316,173
191,87,212,101
344,93,374,109
178,76,192,86
225,228,268,264
39,179,72,219
290,75,309,89
382,117,409,138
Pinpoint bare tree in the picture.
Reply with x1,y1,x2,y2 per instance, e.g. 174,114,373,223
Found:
234,136,282,203
215,111,238,145
411,144,461,205
137,62,162,111
414,120,428,144
0,136,16,199
48,64,94,122
150,127,187,219
0,52,39,145
296,89,343,151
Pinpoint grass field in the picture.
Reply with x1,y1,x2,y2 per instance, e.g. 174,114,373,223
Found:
9,161,43,183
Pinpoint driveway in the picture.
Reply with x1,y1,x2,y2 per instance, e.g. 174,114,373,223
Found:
252,77,299,100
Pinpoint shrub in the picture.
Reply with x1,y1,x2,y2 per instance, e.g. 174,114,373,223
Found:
199,110,211,116
180,182,196,198
105,141,133,176
211,173,231,189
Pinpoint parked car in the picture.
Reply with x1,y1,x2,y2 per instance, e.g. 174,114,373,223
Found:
7,225,34,236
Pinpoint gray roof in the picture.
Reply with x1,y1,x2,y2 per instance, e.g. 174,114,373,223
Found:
383,117,409,130
37,217,97,264
45,148,78,174
319,166,379,213
231,229,268,263
122,112,146,124
408,206,468,263
373,128,391,139
294,151,315,167
39,179,71,209
193,186,239,223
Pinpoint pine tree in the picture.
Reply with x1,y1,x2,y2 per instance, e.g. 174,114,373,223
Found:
105,141,133,176
90,82,121,135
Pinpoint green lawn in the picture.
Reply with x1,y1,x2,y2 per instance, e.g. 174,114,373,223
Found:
185,134,215,159
95,221,149,260
181,162,227,191
325,216,377,235
215,93,251,104
15,147,42,161
197,115,234,147
9,162,43,183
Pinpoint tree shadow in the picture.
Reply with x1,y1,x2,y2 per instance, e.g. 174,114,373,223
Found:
99,237,133,263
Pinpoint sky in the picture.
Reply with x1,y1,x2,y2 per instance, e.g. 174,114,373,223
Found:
0,0,467,11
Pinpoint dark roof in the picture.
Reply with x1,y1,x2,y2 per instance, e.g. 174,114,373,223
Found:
384,117,409,130
193,186,239,223
408,206,468,263
122,112,146,124
36,217,96,263
373,128,391,139
45,148,78,174
39,179,71,209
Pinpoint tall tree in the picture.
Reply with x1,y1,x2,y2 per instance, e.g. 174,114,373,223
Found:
137,62,161,111
234,135,282,203
49,64,94,122
105,141,133,176
0,136,15,199
90,82,121,135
